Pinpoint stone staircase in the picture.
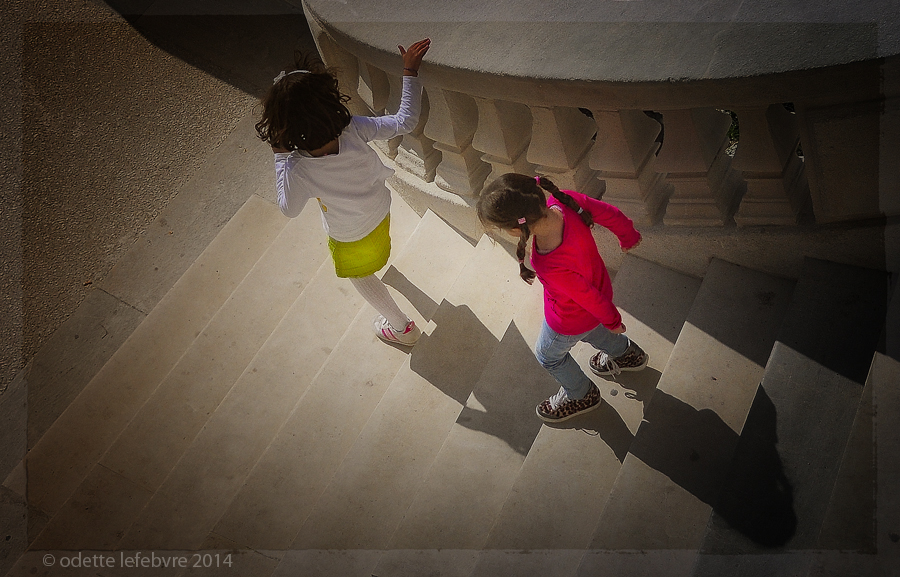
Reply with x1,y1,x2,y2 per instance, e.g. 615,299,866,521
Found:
7,188,895,577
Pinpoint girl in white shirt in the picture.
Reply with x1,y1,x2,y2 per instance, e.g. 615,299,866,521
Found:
256,38,430,346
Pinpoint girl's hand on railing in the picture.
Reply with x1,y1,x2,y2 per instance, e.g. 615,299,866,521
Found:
399,38,431,76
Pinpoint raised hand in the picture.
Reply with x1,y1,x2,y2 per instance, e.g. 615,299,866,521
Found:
398,38,431,76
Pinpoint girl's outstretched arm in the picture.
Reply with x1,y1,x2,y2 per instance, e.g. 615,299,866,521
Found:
355,38,431,142
573,192,642,250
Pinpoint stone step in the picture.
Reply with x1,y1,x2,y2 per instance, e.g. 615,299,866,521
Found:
377,253,550,559
292,233,533,553
211,209,475,551
467,255,701,577
372,296,548,576
105,202,330,489
692,259,889,574
585,258,795,562
106,193,423,551
27,197,328,550
24,194,289,522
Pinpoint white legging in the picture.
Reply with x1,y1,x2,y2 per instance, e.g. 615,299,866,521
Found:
349,274,409,330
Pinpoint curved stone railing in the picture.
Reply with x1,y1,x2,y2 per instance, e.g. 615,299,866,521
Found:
299,1,898,238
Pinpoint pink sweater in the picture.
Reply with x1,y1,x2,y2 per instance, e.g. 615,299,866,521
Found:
531,191,641,335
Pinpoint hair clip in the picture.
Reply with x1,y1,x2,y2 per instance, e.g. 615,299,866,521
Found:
517,217,527,225
273,69,310,84
577,207,584,214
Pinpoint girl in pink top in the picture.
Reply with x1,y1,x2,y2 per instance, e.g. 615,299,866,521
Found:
476,173,648,422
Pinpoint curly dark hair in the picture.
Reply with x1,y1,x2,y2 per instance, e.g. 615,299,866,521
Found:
477,173,593,283
255,53,352,152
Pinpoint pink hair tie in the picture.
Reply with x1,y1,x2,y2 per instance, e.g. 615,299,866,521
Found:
517,217,527,225
534,175,541,185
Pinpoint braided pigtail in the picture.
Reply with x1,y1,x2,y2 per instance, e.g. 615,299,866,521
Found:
536,176,594,228
476,173,547,284
515,223,536,284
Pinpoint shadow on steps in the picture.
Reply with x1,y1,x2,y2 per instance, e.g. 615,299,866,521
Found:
633,387,797,548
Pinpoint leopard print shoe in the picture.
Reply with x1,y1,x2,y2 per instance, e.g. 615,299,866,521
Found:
590,341,649,377
535,384,603,423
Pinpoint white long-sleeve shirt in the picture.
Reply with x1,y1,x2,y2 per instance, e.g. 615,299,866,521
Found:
273,75,423,242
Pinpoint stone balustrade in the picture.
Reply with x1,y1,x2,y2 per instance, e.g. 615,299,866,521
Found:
298,0,898,251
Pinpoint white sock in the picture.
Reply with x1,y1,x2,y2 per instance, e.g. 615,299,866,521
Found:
349,275,410,331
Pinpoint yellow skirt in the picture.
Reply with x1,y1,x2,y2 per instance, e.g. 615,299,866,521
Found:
328,214,391,278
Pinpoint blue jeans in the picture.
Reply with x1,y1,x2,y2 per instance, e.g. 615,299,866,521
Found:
534,320,630,400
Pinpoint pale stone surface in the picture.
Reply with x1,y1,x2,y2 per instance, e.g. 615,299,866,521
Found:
115,259,356,550
175,534,281,577
25,289,146,450
19,18,258,368
270,550,383,577
471,550,585,577
576,550,698,577
3,459,26,497
373,549,480,577
29,464,153,551
818,377,876,551
0,484,26,577
798,97,883,224
99,200,328,494
25,195,287,518
472,97,535,183
873,352,900,573
291,233,494,550
387,155,481,241
589,109,668,226
483,258,700,551
702,258,888,553
0,369,26,484
585,254,702,434
300,0,900,82
212,210,465,550
357,62,390,114
387,303,555,550
3,551,107,577
424,88,491,196
692,552,813,577
526,105,601,197
657,108,742,226
209,303,410,550
590,259,794,550
101,113,277,314
484,400,624,551
732,104,811,226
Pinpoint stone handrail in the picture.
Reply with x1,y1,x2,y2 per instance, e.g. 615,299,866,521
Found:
299,0,898,232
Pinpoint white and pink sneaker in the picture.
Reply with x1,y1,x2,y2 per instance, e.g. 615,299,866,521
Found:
373,315,421,346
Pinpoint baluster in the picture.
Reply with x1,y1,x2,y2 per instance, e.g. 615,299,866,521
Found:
732,105,812,225
471,98,535,184
655,108,744,226
357,62,390,115
588,109,670,225
526,106,602,197
384,75,440,182
423,89,491,196
311,32,370,117
795,96,882,224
